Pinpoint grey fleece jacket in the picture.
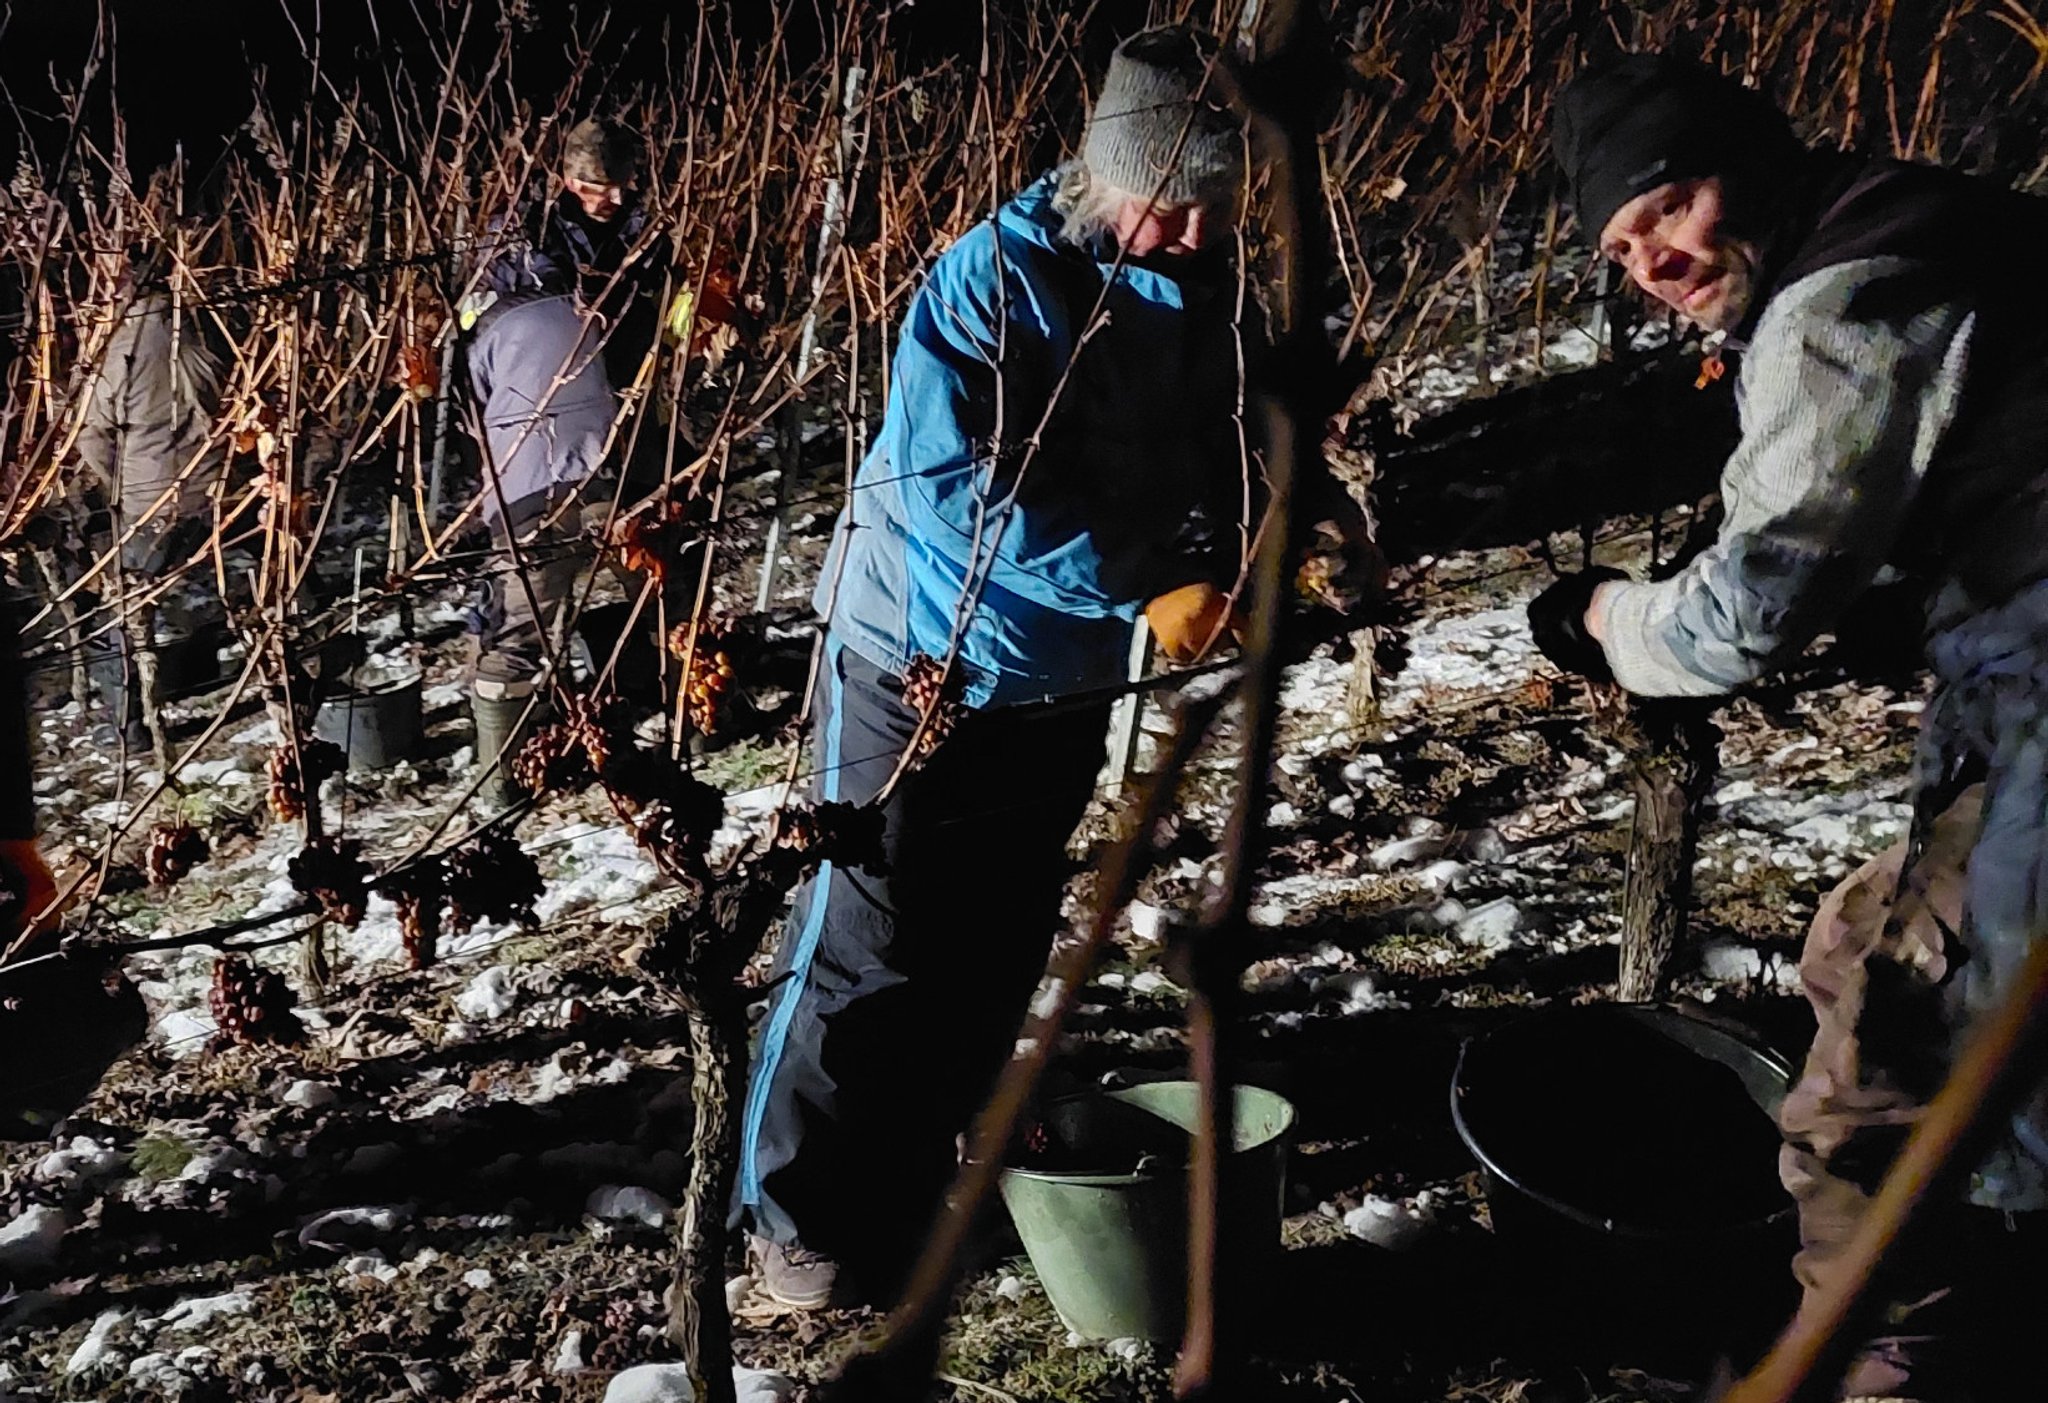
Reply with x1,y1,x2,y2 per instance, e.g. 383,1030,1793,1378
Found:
75,292,225,526
1598,258,1974,696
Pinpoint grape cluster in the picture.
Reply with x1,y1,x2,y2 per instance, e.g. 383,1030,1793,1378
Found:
267,739,345,823
145,823,209,888
900,654,964,768
288,836,371,928
445,828,545,932
511,693,621,797
376,857,446,970
624,771,727,875
209,955,306,1049
668,620,737,738
772,800,886,874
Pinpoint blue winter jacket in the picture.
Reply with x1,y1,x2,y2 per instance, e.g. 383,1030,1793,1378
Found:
821,172,1244,707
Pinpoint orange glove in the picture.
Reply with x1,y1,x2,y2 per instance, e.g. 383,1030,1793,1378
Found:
0,838,62,952
1146,583,1246,664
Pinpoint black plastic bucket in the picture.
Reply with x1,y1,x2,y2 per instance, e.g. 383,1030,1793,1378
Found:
87,623,231,706
1451,1004,1798,1353
313,670,425,770
574,600,664,706
155,621,233,699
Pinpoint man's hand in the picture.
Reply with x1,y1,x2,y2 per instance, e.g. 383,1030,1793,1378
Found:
1296,517,1389,615
0,838,63,952
1147,583,1246,663
1527,567,1628,681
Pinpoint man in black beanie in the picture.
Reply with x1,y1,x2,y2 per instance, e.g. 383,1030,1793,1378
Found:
1537,51,2048,1403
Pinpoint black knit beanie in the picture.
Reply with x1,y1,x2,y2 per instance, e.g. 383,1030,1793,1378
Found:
1553,54,1805,240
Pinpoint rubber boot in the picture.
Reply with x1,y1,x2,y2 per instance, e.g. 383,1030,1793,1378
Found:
86,635,152,753
470,689,540,811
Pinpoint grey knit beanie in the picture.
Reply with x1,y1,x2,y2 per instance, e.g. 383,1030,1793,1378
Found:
1081,26,1243,207
562,118,642,186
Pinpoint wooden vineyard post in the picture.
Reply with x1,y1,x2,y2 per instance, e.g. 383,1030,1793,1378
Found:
1345,627,1379,736
756,64,867,615
1611,697,1720,1002
667,985,747,1403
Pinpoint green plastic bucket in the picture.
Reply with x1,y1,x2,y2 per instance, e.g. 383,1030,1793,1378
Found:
999,1081,1295,1341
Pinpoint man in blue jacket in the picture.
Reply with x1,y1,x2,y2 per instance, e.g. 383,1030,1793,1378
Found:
736,25,1259,1309
462,118,670,800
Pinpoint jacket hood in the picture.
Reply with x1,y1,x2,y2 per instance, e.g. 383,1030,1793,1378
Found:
993,172,1069,256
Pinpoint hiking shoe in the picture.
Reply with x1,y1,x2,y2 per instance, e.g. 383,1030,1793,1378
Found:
751,1236,839,1311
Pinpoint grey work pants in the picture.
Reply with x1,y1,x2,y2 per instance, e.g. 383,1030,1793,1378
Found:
472,486,687,696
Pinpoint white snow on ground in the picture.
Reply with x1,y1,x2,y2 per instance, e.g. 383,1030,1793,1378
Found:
1341,1190,1442,1251
1711,775,1910,856
585,1185,673,1228
108,746,801,1056
1280,594,1539,738
1699,939,1801,993
1704,774,1910,886
531,823,664,924
1383,601,1541,714
65,1309,132,1375
154,1290,257,1333
0,1204,67,1272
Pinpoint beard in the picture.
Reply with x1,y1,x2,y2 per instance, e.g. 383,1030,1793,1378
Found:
1679,241,1762,333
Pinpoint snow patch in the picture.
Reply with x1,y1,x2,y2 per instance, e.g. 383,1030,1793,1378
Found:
156,1291,256,1333
1367,834,1446,871
1454,898,1527,952
65,1309,133,1375
0,1203,67,1272
551,1329,586,1375
34,1135,127,1185
282,1079,338,1110
1342,1192,1440,1252
585,1185,673,1228
455,966,518,1020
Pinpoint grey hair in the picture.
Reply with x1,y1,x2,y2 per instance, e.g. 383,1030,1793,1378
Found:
1050,161,1133,247
1050,158,1242,250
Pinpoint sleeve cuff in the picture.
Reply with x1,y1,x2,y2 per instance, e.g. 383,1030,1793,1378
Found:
1598,578,1740,698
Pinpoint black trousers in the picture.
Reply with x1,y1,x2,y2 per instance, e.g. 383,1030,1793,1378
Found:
736,639,1110,1290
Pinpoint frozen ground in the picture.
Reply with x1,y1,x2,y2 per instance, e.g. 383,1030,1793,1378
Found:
0,257,1925,1398
0,522,1926,1402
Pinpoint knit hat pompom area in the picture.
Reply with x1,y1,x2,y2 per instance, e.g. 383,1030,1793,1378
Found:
1080,25,1245,208
562,117,642,187
1553,53,1805,242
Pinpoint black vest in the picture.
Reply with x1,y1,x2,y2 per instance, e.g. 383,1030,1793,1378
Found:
1758,159,2048,606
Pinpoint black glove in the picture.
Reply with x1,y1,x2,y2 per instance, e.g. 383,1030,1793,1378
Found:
1527,567,1628,681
